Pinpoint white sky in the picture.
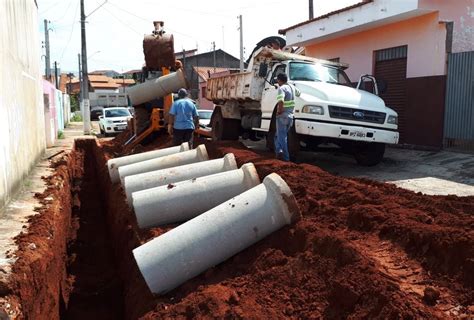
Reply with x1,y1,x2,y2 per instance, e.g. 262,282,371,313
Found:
37,0,359,73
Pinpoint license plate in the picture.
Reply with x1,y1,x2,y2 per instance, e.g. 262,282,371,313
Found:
349,130,366,138
117,125,126,130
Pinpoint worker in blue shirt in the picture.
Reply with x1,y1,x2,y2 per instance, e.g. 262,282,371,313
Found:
168,88,199,148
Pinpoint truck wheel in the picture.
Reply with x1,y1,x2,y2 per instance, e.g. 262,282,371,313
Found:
211,109,240,141
266,112,300,161
353,142,385,166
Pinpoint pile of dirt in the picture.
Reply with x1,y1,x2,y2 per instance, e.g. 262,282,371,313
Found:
98,137,472,319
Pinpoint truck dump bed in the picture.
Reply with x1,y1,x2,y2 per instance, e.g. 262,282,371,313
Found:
206,71,264,102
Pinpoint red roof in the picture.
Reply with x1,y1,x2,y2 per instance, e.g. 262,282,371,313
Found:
279,0,373,35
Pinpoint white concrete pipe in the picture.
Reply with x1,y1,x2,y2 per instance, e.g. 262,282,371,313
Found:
126,68,187,106
107,143,189,184
124,153,237,206
133,173,300,294
133,163,260,228
118,145,208,185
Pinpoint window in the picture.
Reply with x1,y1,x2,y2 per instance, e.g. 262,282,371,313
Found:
105,109,130,117
289,62,351,86
202,86,206,98
270,65,286,84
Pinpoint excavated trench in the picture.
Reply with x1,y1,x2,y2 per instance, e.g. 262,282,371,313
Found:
2,134,473,319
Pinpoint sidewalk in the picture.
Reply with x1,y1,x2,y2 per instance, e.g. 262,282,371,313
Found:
0,122,92,288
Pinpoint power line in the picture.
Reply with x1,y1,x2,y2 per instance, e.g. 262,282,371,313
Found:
59,1,80,64
100,6,143,36
51,0,74,23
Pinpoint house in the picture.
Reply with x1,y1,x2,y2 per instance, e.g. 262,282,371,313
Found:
180,49,241,100
192,67,234,109
280,0,474,150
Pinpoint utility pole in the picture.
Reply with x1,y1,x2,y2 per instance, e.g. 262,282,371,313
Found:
54,61,59,89
309,0,314,19
78,53,83,112
238,15,244,72
44,19,51,80
80,0,91,134
212,41,216,73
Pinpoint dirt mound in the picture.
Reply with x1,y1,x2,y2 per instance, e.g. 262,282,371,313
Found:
138,141,473,319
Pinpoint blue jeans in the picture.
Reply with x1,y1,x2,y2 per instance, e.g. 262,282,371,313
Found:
274,112,294,161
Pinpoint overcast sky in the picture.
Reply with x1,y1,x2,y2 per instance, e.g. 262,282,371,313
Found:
37,0,359,74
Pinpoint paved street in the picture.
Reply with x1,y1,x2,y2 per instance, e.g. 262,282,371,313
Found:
243,139,474,196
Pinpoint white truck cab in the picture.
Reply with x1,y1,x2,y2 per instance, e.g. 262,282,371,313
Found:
206,48,399,165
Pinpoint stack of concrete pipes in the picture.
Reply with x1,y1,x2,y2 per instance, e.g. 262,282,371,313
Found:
106,143,300,294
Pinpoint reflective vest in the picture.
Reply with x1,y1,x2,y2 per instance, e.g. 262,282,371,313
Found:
276,84,299,108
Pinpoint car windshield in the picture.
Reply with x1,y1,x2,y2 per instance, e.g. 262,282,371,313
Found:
198,111,212,119
105,109,130,117
289,62,351,86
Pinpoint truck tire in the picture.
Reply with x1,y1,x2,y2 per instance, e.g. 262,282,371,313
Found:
211,108,240,141
266,111,300,161
353,142,385,166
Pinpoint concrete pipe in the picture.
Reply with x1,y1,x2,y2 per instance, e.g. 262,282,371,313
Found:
126,68,186,106
107,143,189,184
124,153,237,206
133,173,300,294
118,145,208,185
133,163,260,228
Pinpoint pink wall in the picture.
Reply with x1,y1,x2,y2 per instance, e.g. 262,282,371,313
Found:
42,80,57,147
421,0,474,53
198,81,214,110
306,12,447,80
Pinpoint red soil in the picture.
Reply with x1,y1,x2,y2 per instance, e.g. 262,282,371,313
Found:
2,134,473,319
99,137,473,319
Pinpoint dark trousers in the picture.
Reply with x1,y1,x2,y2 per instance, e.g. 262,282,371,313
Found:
172,129,194,148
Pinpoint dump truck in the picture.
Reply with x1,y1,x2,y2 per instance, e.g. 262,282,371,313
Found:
206,47,400,165
123,21,186,150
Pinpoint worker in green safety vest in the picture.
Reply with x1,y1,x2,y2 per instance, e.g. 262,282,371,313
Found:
275,73,300,161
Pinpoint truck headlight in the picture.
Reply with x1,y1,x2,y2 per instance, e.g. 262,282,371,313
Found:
302,105,324,115
387,115,398,124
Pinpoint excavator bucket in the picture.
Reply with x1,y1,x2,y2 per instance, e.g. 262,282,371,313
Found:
143,21,175,70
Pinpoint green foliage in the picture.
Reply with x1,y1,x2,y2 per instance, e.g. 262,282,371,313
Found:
57,130,65,139
70,94,80,112
71,113,83,122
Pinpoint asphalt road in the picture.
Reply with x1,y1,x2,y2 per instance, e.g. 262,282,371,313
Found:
243,139,474,197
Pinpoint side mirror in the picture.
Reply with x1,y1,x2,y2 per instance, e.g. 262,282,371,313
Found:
258,63,268,78
98,115,103,120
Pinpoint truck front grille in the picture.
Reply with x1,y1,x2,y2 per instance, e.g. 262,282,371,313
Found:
328,106,386,124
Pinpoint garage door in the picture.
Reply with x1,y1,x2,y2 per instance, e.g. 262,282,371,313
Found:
374,46,408,143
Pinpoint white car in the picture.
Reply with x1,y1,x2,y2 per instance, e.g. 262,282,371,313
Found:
198,109,213,128
98,107,132,136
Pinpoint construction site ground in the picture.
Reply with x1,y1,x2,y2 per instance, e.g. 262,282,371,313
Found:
0,122,473,319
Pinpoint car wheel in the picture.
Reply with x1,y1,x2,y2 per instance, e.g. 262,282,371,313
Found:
354,142,385,166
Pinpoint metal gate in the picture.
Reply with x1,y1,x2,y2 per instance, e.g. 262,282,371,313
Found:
444,51,474,152
374,46,408,143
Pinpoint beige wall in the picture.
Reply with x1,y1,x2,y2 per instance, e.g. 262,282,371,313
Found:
305,13,447,81
0,0,46,209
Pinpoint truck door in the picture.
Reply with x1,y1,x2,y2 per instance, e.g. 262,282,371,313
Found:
260,64,286,130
